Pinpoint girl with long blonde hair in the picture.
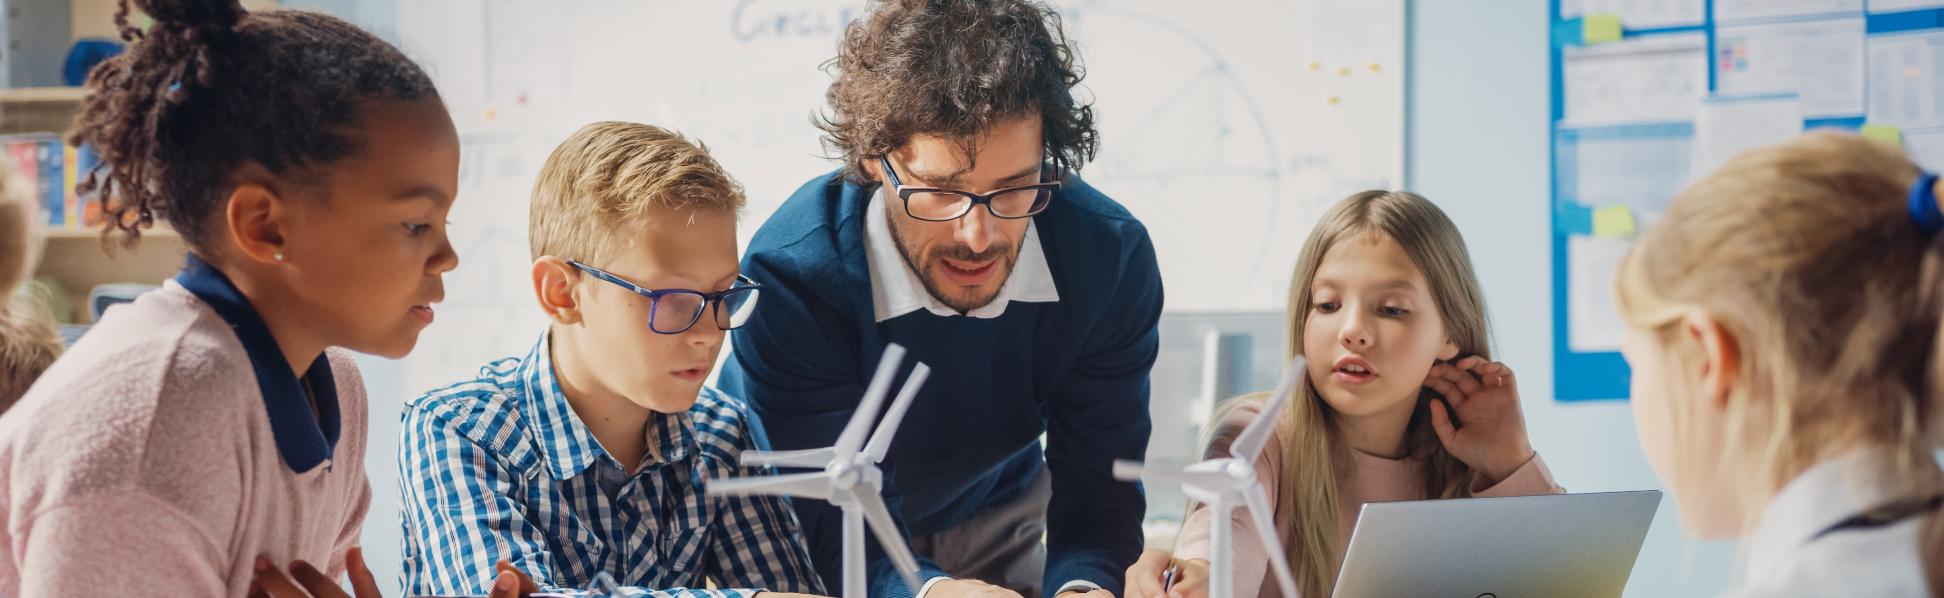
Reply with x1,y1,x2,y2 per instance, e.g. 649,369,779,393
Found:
1616,131,1944,595
1126,190,1564,598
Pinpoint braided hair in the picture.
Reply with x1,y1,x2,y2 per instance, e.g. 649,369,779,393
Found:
67,0,438,252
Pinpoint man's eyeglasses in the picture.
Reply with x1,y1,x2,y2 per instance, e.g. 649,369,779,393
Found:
877,154,1060,222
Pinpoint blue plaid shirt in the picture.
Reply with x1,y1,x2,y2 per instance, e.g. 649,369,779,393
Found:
398,334,824,597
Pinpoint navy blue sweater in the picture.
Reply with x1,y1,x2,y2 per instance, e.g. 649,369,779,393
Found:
720,170,1160,598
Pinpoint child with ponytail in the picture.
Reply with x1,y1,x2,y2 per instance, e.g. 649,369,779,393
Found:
1616,131,1944,595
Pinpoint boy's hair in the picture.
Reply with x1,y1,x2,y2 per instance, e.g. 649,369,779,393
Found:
819,0,1097,181
0,164,35,296
0,300,61,411
528,122,745,264
0,162,61,410
68,0,438,252
1614,131,1944,588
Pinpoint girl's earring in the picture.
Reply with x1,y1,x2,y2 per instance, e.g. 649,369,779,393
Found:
274,252,285,262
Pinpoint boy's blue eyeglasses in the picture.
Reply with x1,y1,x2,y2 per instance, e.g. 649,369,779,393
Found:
568,260,763,335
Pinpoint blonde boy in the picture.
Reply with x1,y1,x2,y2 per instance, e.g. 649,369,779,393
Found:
0,163,60,409
399,122,824,597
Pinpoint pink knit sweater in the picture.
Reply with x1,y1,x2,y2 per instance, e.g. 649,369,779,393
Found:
0,281,369,596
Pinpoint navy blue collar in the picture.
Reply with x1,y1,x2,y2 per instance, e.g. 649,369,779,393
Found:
174,255,341,473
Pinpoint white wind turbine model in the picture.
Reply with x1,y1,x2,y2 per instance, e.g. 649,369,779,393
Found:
1114,356,1307,598
707,344,929,598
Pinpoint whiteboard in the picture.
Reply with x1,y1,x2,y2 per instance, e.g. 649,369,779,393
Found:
393,0,1404,393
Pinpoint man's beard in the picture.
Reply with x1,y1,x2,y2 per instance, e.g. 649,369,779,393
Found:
887,211,1020,313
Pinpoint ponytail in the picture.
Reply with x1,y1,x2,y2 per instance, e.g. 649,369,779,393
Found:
68,0,437,251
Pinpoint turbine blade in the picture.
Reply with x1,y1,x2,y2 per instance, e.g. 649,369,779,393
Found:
1114,460,1230,489
1231,355,1307,461
1245,484,1300,598
740,448,836,469
707,472,831,501
866,363,930,463
836,345,907,458
850,487,924,594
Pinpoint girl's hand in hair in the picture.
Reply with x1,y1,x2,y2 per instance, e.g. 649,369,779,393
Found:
1422,357,1536,486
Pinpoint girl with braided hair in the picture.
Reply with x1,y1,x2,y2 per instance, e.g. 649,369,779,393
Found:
0,1,531,595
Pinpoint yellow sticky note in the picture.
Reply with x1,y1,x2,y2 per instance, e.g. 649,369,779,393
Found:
1592,205,1637,238
1861,123,1903,147
1584,14,1623,44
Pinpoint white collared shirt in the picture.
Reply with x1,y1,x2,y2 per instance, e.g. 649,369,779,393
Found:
864,188,1092,597
864,187,1060,322
1726,450,1941,597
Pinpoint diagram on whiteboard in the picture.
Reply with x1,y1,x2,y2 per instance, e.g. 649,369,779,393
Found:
1061,0,1403,310
1064,5,1288,309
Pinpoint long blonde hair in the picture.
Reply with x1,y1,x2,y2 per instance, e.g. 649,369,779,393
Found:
1613,131,1944,590
1231,190,1493,597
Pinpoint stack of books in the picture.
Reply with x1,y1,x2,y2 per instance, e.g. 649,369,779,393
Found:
1,134,103,230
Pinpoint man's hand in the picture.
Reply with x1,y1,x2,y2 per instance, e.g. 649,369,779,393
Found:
926,578,1026,598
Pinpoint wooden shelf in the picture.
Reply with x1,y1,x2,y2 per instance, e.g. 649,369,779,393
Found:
0,87,87,135
6,83,186,322
34,228,186,324
0,87,89,104
43,226,178,240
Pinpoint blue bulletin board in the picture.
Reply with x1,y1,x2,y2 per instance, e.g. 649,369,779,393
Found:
1549,0,1944,401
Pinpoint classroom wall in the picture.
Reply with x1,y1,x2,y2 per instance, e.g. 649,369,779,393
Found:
309,0,1745,594
1406,1,1737,595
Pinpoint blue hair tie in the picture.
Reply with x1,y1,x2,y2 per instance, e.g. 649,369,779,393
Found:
1913,171,1942,235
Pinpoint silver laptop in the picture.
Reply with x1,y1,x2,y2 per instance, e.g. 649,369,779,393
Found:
1332,490,1661,598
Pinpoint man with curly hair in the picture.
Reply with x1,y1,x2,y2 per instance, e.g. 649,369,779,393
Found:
720,2,1161,598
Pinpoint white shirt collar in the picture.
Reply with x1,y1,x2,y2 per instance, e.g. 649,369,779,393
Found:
1741,449,1939,581
864,186,1059,323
